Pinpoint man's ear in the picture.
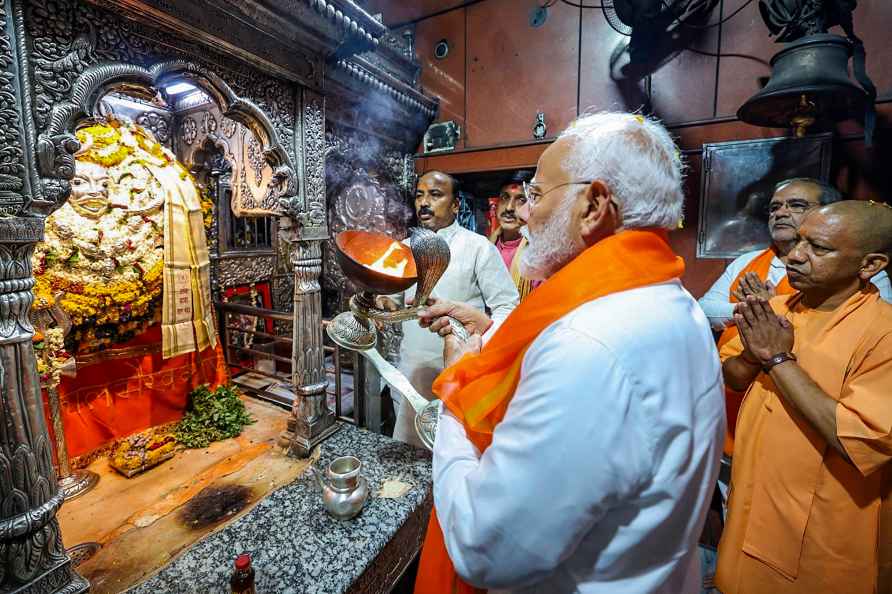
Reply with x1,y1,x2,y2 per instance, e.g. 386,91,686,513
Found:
579,180,619,245
860,252,890,281
451,197,460,214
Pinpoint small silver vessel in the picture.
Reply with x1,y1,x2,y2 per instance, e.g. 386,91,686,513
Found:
311,455,369,520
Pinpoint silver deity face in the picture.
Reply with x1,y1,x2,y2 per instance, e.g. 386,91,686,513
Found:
69,161,112,219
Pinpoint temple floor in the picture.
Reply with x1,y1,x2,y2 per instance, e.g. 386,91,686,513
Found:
57,397,309,594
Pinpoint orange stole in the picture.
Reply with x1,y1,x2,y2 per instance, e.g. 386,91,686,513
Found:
717,247,793,456
45,324,229,459
414,229,685,594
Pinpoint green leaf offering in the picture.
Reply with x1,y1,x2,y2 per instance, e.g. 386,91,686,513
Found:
174,384,255,449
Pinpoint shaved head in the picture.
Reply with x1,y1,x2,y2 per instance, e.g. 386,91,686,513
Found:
786,200,892,304
817,200,892,257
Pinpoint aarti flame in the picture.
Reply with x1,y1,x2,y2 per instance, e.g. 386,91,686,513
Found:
367,241,409,277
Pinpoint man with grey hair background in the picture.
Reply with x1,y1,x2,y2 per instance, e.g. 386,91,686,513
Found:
412,112,724,594
699,177,892,334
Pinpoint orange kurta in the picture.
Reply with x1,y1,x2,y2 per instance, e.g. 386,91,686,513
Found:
716,288,892,594
719,247,794,455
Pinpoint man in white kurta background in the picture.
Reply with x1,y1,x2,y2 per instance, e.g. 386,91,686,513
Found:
386,170,518,447
413,113,725,593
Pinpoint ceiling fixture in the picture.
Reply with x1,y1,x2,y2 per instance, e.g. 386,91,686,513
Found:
602,0,719,78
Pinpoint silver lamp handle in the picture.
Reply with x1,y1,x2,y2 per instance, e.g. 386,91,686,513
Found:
361,348,431,415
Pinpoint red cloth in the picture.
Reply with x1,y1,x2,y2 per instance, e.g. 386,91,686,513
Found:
44,325,229,459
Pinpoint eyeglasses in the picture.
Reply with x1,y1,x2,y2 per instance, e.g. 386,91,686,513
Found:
522,180,594,207
767,199,818,216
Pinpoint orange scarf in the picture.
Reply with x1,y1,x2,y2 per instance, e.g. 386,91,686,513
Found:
414,229,685,594
718,246,794,455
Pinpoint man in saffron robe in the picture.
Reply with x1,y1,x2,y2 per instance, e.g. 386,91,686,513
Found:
699,178,891,456
489,170,540,300
413,113,725,593
716,200,892,594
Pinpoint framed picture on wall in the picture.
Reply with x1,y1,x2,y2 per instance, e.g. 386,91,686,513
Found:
697,133,833,259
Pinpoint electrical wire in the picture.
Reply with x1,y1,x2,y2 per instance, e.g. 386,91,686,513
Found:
663,0,757,29
558,0,603,8
390,0,490,29
682,45,771,66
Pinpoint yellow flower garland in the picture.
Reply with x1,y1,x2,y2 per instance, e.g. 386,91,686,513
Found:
32,121,200,353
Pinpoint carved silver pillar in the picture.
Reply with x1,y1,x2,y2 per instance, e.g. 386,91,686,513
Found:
281,240,338,457
279,89,338,457
0,219,88,594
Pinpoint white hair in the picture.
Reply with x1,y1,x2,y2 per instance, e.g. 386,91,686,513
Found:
558,111,685,229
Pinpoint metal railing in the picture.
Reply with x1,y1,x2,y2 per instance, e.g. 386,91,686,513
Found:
217,301,382,431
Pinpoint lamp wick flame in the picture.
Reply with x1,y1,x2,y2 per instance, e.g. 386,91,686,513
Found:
367,241,409,277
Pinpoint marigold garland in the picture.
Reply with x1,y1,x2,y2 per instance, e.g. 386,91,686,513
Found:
32,120,206,354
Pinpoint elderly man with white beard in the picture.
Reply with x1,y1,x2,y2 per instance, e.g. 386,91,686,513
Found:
411,112,725,594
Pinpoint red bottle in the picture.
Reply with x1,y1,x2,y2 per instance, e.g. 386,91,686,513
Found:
230,553,256,594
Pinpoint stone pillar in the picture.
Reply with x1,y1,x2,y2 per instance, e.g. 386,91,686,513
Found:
0,219,88,594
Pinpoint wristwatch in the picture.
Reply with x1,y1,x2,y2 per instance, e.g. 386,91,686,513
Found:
762,351,797,373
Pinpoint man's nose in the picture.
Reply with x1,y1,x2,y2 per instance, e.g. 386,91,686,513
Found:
517,201,530,221
787,242,806,263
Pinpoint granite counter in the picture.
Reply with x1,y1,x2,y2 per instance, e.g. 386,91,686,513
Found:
125,423,433,594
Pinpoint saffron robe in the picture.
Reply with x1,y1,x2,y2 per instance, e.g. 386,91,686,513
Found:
716,288,892,594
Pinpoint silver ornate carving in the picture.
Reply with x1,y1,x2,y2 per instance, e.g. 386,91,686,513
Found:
282,239,339,457
181,115,198,145
0,4,86,590
0,3,27,218
25,1,299,217
221,116,237,138
215,255,276,295
205,111,218,134
246,133,263,181
283,93,326,232
135,111,171,143
0,218,88,593
334,59,436,118
301,0,385,51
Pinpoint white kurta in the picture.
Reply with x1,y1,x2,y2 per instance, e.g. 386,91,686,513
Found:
433,280,725,593
698,248,892,331
393,221,519,446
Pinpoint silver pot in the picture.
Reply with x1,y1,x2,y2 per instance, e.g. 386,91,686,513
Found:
311,455,369,520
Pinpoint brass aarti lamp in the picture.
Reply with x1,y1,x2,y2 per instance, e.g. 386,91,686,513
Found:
326,228,468,449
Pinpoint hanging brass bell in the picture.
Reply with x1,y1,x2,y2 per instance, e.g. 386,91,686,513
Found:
738,33,867,136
